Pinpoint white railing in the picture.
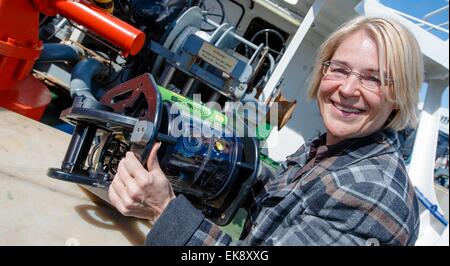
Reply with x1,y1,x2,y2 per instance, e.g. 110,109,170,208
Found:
386,0,449,39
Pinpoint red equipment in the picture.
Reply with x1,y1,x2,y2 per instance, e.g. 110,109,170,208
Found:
0,0,145,121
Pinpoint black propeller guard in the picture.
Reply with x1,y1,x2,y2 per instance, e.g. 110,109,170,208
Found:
47,73,162,187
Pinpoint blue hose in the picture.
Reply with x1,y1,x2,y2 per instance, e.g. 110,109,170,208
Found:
37,43,82,63
415,187,448,226
70,58,106,100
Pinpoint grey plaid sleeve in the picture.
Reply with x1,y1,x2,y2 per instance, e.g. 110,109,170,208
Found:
145,195,206,246
145,194,238,246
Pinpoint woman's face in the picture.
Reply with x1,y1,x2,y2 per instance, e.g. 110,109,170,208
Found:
317,30,396,145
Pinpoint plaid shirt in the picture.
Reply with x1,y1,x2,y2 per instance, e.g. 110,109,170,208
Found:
146,130,420,246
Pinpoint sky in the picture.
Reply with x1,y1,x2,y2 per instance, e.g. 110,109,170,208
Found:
380,0,449,109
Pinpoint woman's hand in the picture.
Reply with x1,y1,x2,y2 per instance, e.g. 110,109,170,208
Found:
108,142,175,222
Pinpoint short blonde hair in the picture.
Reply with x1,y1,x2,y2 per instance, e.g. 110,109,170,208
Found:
307,16,424,131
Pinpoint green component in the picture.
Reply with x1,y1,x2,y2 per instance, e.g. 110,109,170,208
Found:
259,152,280,170
158,86,227,126
255,122,273,141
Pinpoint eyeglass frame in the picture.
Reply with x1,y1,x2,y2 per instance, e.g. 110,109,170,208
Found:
321,60,394,94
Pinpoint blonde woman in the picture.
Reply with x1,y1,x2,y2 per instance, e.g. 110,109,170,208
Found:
108,16,424,246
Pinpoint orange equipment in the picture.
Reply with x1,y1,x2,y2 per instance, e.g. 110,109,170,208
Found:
0,0,145,120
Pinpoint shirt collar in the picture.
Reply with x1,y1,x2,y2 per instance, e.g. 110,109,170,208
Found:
287,129,401,165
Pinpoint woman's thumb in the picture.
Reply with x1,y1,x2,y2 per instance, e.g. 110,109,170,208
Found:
147,142,162,170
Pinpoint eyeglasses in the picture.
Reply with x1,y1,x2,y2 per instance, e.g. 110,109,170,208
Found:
322,60,393,94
